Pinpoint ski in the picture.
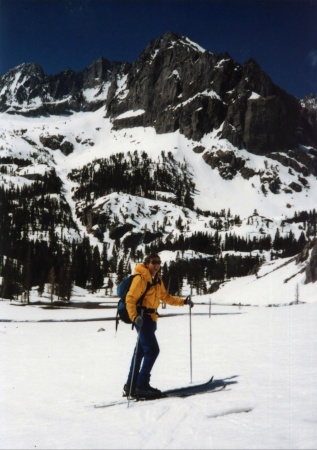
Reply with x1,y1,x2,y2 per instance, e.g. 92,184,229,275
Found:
94,375,227,409
163,375,215,397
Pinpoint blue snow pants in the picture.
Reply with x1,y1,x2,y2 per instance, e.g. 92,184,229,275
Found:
127,315,160,388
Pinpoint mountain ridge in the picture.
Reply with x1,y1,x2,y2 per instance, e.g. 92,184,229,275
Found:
1,32,317,153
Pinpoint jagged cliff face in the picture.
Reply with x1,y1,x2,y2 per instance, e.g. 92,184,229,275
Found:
1,31,316,160
0,58,127,115
107,32,238,140
107,32,317,157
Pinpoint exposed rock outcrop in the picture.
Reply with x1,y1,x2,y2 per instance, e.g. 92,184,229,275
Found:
305,240,317,283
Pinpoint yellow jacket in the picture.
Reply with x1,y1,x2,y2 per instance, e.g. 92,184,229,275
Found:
126,263,185,322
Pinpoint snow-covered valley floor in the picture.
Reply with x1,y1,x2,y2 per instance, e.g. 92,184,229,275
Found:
1,290,317,449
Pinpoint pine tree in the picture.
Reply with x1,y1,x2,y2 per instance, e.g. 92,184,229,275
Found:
273,228,282,251
22,246,32,304
101,244,109,276
73,240,89,288
116,258,125,285
90,246,103,293
49,266,56,306
1,258,17,300
57,263,73,301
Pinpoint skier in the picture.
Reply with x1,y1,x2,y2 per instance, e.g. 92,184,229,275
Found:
123,253,194,398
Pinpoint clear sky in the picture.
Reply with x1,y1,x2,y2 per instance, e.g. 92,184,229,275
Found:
0,0,316,98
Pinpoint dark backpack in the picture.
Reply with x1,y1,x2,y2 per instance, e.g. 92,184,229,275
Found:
116,274,152,330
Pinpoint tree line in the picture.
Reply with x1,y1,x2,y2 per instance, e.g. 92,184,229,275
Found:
0,236,263,301
68,150,195,209
0,152,315,302
142,229,308,258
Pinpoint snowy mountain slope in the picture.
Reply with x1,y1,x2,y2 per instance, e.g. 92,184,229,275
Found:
1,108,316,222
210,252,315,306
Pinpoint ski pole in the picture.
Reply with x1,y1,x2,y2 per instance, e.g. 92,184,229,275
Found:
189,294,193,383
128,309,144,408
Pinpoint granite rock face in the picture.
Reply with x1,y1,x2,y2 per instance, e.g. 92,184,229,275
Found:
106,33,317,157
0,58,127,116
1,32,316,160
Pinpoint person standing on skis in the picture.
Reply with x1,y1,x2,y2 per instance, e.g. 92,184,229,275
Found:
123,253,194,398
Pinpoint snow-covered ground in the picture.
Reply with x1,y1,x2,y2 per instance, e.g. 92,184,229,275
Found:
1,254,317,449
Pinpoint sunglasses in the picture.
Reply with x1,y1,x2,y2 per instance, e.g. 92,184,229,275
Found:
150,260,161,265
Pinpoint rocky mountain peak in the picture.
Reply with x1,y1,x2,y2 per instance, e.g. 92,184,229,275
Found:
9,62,45,78
150,31,207,53
108,33,317,158
240,58,276,96
1,32,316,160
83,57,126,87
0,62,45,94
0,62,46,114
149,30,182,49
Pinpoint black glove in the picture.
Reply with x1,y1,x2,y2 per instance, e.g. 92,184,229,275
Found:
184,296,194,308
134,315,143,327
